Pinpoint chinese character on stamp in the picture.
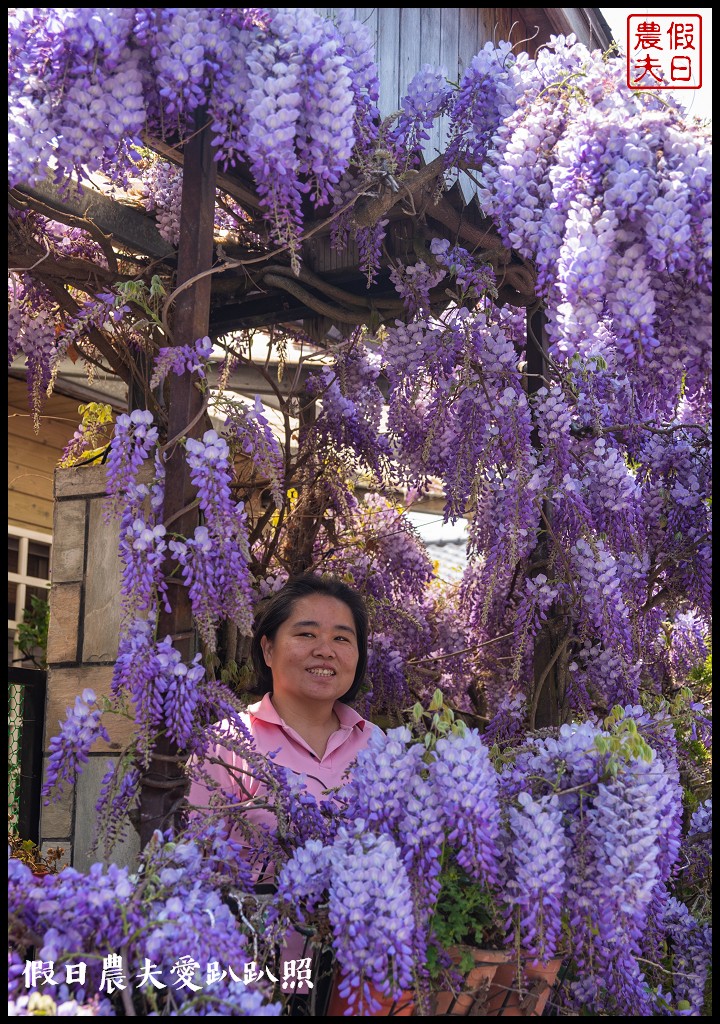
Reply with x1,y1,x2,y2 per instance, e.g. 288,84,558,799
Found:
627,14,702,90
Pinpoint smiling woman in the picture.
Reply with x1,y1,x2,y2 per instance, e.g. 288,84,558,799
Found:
186,575,378,1010
189,573,375,813
252,575,369,748
259,594,361,757
187,573,376,861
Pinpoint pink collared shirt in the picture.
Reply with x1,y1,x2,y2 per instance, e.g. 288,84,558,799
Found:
188,692,376,840
187,694,376,983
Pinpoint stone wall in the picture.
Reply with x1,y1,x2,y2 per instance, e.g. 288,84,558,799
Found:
41,465,139,870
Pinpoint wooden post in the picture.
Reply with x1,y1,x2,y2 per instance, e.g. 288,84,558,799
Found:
280,398,323,576
527,305,566,729
138,110,217,847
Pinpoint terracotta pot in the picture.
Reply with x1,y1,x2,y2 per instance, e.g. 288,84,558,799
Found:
434,949,508,1015
327,978,416,1017
487,954,563,1016
433,947,563,1017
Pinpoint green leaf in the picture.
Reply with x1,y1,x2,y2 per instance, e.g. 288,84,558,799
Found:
16,594,50,669
429,689,444,711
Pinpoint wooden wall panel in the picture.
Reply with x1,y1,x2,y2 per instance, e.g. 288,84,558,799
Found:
315,4,546,239
419,7,443,165
8,379,81,535
437,9,461,170
352,8,379,42
478,9,533,50
398,8,423,116
376,7,402,117
457,8,482,75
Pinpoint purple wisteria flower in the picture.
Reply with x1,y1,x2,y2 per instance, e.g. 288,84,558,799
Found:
150,335,214,389
224,395,286,512
8,12,712,1019
306,343,391,479
105,410,159,518
431,729,502,884
8,833,283,1016
684,797,712,890
505,792,568,960
392,64,452,168
273,839,333,928
501,715,687,1014
138,158,183,245
342,726,427,834
173,429,256,647
430,238,498,301
9,8,380,274
329,827,415,1015
112,620,206,754
660,896,712,1014
42,689,110,801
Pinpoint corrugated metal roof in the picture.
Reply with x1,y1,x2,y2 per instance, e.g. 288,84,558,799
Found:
426,537,468,582
407,512,468,583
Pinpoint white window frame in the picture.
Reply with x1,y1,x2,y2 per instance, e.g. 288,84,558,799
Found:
8,525,52,665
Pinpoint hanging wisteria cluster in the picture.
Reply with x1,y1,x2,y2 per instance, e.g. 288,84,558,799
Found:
8,830,283,1017
8,7,379,270
8,14,712,729
7,253,131,426
275,35,710,730
135,157,183,247
102,356,259,772
499,713,683,1014
15,702,711,1015
170,428,255,647
223,394,286,513
271,722,502,1014
41,689,110,803
266,708,709,1016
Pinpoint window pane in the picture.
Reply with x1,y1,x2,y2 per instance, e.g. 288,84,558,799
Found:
25,581,48,602
8,580,18,622
8,536,20,574
16,589,49,669
24,585,50,613
27,542,51,580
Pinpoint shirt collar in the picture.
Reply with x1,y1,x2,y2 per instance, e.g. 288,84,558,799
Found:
248,692,367,731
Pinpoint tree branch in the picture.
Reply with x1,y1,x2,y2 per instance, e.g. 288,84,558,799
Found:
10,186,120,274
43,280,133,387
262,272,381,326
264,263,400,311
529,632,570,730
352,155,446,228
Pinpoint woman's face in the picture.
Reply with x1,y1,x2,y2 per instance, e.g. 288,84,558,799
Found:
260,593,359,706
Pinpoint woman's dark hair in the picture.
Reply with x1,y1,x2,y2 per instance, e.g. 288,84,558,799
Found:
250,573,368,703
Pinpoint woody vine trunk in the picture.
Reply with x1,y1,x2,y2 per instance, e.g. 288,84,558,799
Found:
138,111,217,847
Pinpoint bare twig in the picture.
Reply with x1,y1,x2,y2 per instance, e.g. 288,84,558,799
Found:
159,394,210,455
407,631,515,665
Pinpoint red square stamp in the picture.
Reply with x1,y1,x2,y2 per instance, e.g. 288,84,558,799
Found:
626,14,702,90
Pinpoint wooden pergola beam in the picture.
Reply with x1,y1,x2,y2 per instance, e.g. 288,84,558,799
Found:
11,180,176,262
